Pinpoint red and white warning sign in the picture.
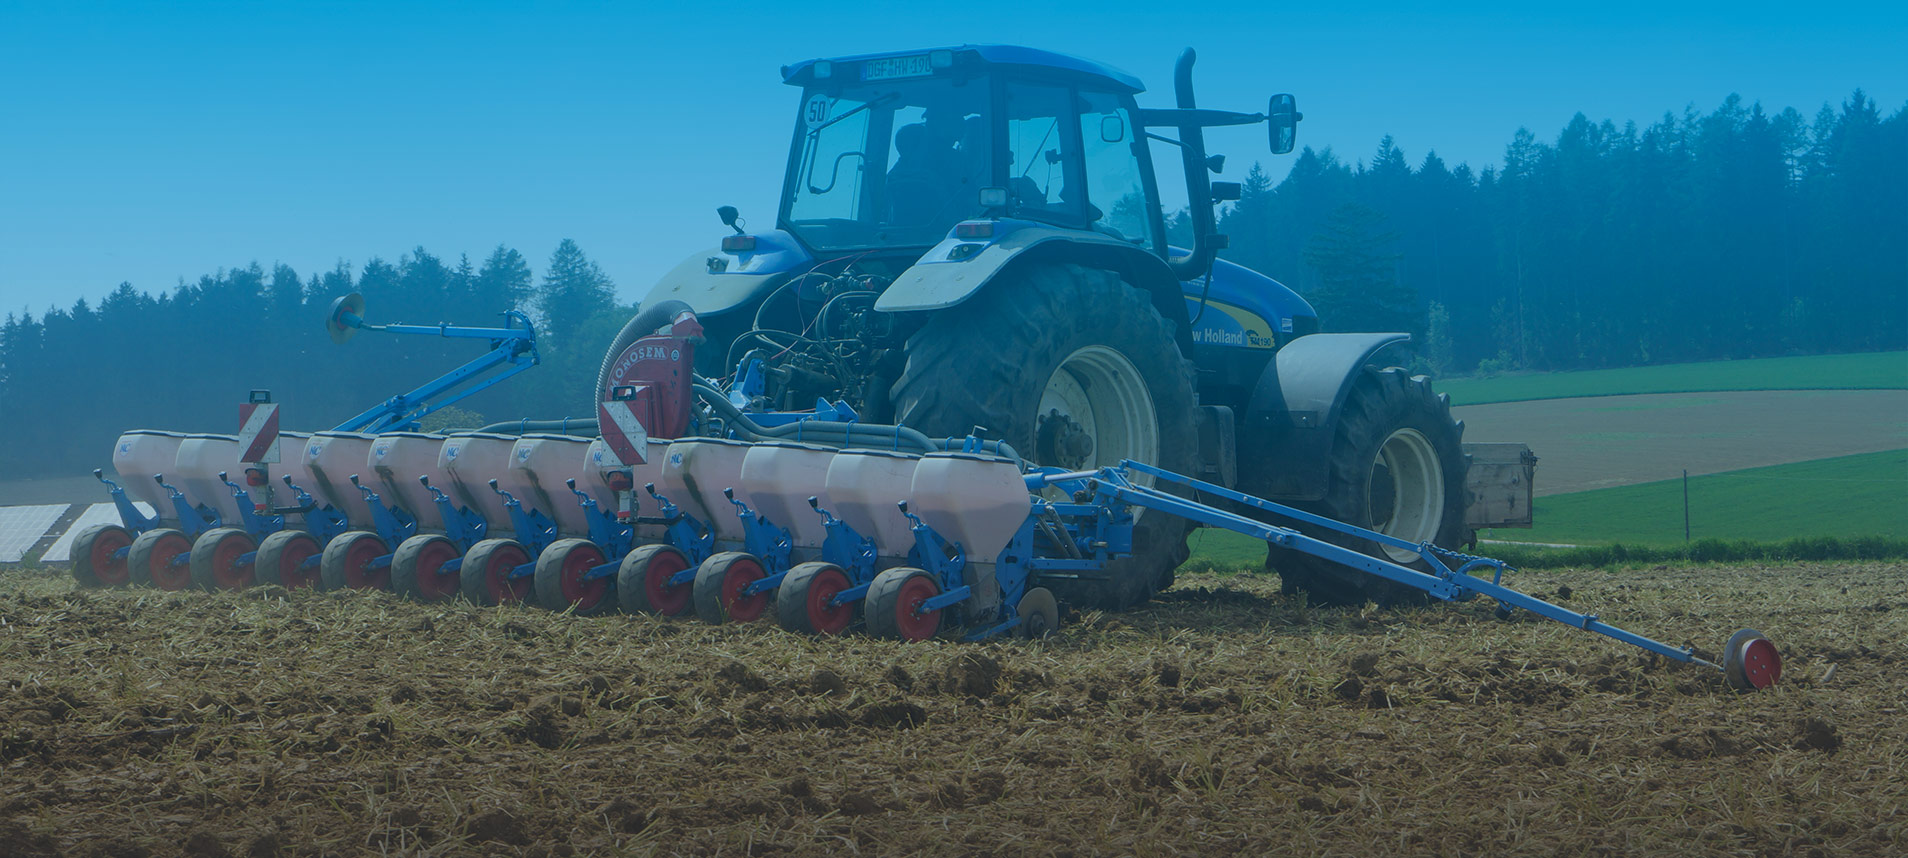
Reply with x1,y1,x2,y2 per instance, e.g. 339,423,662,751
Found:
597,393,650,467
239,401,281,464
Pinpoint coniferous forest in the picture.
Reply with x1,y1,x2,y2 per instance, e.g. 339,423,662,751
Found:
2,92,1903,480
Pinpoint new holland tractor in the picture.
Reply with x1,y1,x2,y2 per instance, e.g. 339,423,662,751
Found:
69,44,1785,691
598,45,1504,610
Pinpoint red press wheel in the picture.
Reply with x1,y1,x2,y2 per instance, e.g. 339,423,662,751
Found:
189,527,257,591
129,528,194,591
533,538,615,616
71,524,133,588
1723,628,1782,691
255,530,322,589
394,534,463,602
319,531,391,591
866,567,943,642
692,551,769,625
460,538,534,607
617,543,693,616
775,562,855,636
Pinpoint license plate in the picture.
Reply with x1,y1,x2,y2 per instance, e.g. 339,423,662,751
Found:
862,54,933,81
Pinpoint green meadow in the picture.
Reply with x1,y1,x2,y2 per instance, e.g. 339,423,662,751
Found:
1184,450,1908,570
1437,350,1908,406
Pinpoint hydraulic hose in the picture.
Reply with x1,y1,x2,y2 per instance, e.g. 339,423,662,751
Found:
468,389,1022,462
693,382,1021,462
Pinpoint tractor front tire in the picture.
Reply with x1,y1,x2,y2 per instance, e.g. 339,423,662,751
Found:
890,263,1197,610
1266,367,1467,606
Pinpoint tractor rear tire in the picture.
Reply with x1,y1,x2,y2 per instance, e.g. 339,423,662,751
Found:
890,263,1197,610
1265,366,1467,606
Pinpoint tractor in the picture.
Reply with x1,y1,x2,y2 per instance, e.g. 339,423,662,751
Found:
596,45,1520,610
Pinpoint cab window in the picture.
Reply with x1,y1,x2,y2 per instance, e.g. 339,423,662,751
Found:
1002,82,1084,225
1078,91,1152,244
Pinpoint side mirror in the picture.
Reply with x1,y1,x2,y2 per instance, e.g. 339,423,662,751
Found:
1099,114,1126,144
1268,94,1300,155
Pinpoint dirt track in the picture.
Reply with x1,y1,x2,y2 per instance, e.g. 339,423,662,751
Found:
1454,389,1908,495
2,562,1901,857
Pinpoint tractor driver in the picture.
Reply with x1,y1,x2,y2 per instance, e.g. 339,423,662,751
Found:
885,105,981,231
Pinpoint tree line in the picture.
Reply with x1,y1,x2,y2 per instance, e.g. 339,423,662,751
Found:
0,239,630,479
1207,90,1906,374
2,90,1902,480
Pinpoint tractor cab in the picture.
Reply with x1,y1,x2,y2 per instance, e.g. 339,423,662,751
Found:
779,46,1166,258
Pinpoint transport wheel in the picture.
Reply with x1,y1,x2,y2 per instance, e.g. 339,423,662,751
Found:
319,531,391,592
534,538,616,616
460,538,534,607
692,551,769,624
129,528,193,591
617,543,694,616
1015,587,1060,639
1723,628,1782,691
393,534,462,602
189,527,257,591
891,263,1197,610
1266,366,1467,606
71,523,133,588
866,567,942,642
254,530,321,589
775,562,855,636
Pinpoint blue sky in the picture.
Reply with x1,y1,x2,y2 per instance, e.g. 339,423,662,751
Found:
1,1,1902,317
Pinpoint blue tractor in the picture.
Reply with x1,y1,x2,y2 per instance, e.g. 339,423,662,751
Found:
601,46,1479,609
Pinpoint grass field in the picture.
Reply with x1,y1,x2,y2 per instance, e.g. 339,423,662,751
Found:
1184,450,1908,569
1437,350,1908,406
2,560,1902,857
1481,449,1908,546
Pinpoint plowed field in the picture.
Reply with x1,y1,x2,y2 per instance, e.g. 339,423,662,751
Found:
2,561,1901,857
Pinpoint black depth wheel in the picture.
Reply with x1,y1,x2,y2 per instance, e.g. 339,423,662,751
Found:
319,531,391,592
71,524,133,588
393,534,462,602
189,527,257,592
533,538,616,616
254,530,322,589
775,562,855,636
692,551,770,625
460,538,534,607
866,567,942,642
617,543,694,616
891,263,1197,610
129,528,193,591
1266,366,1467,606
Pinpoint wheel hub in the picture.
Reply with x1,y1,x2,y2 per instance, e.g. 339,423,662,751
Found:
1034,346,1158,478
1037,409,1096,469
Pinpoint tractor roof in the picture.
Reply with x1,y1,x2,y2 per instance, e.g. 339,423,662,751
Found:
782,45,1144,94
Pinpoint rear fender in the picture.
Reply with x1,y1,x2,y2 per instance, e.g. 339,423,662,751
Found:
1241,332,1410,501
875,220,1191,347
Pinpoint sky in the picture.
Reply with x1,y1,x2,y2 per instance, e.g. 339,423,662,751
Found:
1,1,1902,317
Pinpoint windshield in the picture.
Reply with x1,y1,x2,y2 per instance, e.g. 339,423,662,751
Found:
782,78,989,251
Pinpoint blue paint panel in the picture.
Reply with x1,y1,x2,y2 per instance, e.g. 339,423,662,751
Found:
1177,253,1315,350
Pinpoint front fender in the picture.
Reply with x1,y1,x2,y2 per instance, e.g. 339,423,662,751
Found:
874,220,1174,314
1241,332,1411,501
638,229,814,318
